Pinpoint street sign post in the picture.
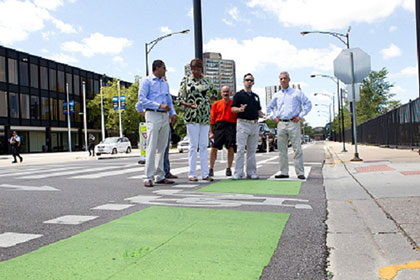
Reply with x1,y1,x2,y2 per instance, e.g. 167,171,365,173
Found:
334,48,371,161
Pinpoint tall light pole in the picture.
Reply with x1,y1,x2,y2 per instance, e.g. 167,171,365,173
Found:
82,81,88,152
311,74,347,151
100,78,105,141
145,29,190,76
193,0,203,60
117,80,123,138
302,26,355,148
66,83,72,152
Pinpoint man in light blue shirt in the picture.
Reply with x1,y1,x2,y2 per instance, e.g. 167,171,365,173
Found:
136,60,177,187
266,71,312,180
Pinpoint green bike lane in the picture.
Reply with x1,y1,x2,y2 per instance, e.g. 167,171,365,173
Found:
0,179,312,280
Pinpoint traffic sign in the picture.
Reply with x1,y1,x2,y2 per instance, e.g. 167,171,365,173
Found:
334,48,371,84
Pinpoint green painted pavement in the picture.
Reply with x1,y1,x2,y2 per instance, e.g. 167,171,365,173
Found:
197,180,302,195
0,206,289,280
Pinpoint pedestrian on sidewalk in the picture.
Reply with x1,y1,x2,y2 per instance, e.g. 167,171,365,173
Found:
137,59,177,187
266,71,312,180
231,73,264,180
209,85,237,177
9,131,23,163
88,134,96,157
178,58,217,182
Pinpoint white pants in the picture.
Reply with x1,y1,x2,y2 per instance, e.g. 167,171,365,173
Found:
234,120,259,177
277,121,304,176
186,123,209,179
144,111,169,182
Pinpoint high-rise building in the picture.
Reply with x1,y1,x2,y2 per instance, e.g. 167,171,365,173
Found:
265,83,302,106
0,45,131,154
184,52,236,93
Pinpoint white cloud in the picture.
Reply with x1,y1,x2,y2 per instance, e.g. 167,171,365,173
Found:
166,66,176,73
228,7,240,21
223,6,250,26
391,85,407,94
34,0,63,10
41,48,49,53
46,53,78,64
246,0,413,29
222,19,233,26
0,0,76,45
204,36,341,77
188,7,193,18
390,66,418,78
50,17,76,33
380,43,402,59
61,33,132,57
41,30,55,40
113,56,124,63
389,25,398,32
160,26,172,34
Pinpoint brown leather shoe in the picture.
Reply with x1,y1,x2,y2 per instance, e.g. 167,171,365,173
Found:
144,180,154,188
203,176,214,182
166,173,178,179
155,179,175,184
189,177,198,182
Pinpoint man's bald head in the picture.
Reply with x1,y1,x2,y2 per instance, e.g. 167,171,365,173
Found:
221,86,232,100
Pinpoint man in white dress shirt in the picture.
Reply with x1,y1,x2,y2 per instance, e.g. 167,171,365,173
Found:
266,72,312,180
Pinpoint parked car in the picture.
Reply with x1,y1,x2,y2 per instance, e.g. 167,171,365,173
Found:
95,137,132,156
177,136,189,153
258,123,275,152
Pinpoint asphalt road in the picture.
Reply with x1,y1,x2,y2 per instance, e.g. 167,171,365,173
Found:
0,142,327,279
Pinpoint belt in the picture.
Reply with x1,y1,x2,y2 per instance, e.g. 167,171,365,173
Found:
238,118,258,124
145,109,166,113
279,119,291,122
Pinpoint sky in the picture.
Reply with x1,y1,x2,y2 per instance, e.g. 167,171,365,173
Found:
0,0,418,127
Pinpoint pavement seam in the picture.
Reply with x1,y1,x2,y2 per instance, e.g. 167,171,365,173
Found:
326,144,420,252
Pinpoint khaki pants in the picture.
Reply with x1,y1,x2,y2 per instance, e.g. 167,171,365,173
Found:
144,111,169,182
277,121,304,176
234,119,259,177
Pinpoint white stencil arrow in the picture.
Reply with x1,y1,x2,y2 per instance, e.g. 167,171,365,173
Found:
0,184,60,191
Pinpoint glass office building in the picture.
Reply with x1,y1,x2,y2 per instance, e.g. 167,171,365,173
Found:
0,46,131,154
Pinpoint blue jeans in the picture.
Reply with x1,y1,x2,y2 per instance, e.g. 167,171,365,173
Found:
164,127,172,177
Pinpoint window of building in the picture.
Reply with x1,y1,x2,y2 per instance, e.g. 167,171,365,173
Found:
58,99,65,121
66,73,72,94
94,79,99,96
74,101,81,122
40,66,48,90
19,61,29,86
9,92,19,118
8,58,18,84
0,91,7,117
87,78,93,98
49,69,57,91
0,56,6,82
50,97,58,121
20,94,30,119
41,96,49,120
74,75,80,95
30,64,38,88
30,95,40,120
57,71,64,93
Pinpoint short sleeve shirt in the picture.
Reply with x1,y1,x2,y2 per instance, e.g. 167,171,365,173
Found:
231,90,261,120
178,76,217,125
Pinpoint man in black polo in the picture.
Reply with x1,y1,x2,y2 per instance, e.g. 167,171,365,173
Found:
231,73,264,180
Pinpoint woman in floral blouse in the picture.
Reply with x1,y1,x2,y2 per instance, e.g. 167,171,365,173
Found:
178,58,217,181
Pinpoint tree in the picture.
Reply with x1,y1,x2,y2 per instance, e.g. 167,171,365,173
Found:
332,67,400,132
87,77,144,145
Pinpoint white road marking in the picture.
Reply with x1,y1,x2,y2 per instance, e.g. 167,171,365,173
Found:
21,166,124,179
91,204,134,210
125,189,312,209
0,184,59,191
43,215,98,225
71,167,144,179
0,232,43,248
172,184,199,188
0,166,82,178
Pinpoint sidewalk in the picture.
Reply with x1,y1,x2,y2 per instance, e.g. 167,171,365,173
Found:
0,149,143,167
324,141,420,279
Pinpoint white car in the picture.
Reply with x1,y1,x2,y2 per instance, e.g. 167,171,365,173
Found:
177,136,189,153
95,137,132,156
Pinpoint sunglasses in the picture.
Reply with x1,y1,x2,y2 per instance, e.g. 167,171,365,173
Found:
245,79,254,82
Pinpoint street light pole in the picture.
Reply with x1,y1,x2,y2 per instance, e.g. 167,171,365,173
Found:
100,78,105,141
117,80,123,138
193,0,203,60
66,83,72,152
303,27,355,147
145,29,190,76
82,81,88,152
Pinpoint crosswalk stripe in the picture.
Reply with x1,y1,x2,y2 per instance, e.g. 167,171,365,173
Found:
71,167,144,179
0,166,84,178
21,166,124,179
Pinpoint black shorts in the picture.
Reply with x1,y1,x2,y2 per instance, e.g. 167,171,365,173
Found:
212,121,236,150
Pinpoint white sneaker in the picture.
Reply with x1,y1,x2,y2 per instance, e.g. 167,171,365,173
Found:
247,174,259,180
232,174,242,180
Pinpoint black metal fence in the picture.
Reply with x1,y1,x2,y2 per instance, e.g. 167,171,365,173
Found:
335,97,420,148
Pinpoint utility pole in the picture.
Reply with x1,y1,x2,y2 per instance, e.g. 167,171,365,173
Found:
193,0,203,60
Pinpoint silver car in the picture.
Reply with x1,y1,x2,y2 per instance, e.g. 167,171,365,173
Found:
95,137,132,156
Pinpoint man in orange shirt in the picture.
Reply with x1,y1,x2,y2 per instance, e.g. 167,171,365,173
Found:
209,86,237,177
